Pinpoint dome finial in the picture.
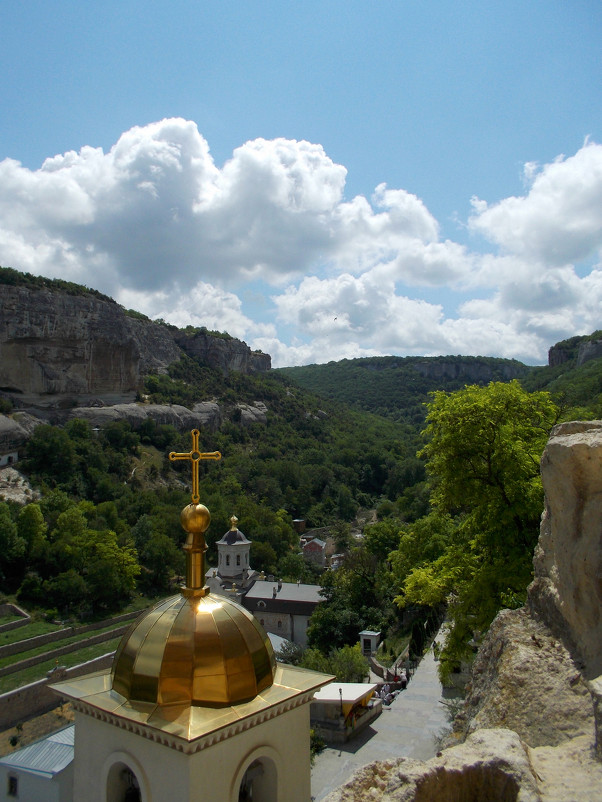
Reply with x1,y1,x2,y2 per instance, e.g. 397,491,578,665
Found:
169,428,221,504
230,515,239,531
169,430,222,598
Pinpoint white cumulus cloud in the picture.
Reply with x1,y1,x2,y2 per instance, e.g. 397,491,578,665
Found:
1,120,601,367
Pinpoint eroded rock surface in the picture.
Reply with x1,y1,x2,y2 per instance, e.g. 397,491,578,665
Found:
458,608,592,747
66,402,224,432
529,420,602,680
0,284,270,409
323,729,541,802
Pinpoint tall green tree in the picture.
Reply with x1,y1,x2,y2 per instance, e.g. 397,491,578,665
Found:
0,503,26,587
397,381,558,678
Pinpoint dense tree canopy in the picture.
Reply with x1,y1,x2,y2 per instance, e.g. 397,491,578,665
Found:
392,380,558,678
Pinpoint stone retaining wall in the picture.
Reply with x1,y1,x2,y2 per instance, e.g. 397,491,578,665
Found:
0,609,139,659
0,625,130,678
0,604,30,634
0,652,115,730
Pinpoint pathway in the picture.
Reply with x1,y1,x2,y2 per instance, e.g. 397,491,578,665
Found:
310,643,452,801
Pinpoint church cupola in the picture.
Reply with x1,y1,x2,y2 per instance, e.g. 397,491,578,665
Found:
216,514,252,581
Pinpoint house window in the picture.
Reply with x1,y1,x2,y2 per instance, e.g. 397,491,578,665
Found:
260,619,264,626
8,776,18,797
226,555,230,566
277,620,282,629
236,554,241,566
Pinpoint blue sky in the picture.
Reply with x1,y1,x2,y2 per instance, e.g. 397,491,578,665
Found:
1,1,601,366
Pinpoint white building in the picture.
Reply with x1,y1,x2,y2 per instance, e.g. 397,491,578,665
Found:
0,726,73,802
242,579,322,647
215,515,252,581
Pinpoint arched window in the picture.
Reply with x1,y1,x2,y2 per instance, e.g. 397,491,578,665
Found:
277,620,282,629
226,555,230,566
239,758,277,802
105,762,142,802
236,554,241,566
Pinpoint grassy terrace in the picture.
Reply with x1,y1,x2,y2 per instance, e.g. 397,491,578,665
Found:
0,637,123,694
0,620,62,646
0,621,128,671
0,596,166,695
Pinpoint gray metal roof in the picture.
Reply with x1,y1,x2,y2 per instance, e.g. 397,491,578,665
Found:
217,528,251,546
0,725,74,778
244,580,323,604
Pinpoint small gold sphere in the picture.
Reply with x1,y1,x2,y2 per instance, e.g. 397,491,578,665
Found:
180,503,211,534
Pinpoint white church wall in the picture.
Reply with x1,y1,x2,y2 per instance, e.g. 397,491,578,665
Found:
73,700,313,802
291,614,310,647
0,766,70,802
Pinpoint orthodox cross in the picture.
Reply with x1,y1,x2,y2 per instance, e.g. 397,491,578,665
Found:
169,429,221,503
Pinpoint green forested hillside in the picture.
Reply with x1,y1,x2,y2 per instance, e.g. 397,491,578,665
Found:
522,357,602,417
277,355,531,425
3,302,602,681
2,363,423,621
278,349,602,423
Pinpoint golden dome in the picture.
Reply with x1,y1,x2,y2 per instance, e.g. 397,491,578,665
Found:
111,592,276,707
111,440,275,708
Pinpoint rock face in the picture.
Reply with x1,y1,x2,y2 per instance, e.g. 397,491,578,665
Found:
529,420,602,680
577,337,602,366
410,357,528,383
458,608,592,747
174,331,270,375
0,285,270,409
0,287,143,406
66,402,224,432
548,334,602,367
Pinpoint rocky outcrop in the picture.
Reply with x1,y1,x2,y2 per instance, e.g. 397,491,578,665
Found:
66,402,223,432
175,331,270,375
411,357,528,383
0,416,29,454
529,420,602,680
0,467,39,505
324,729,602,802
457,608,592,747
0,284,270,409
458,422,602,746
236,401,268,426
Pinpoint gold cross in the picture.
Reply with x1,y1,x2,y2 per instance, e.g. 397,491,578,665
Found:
169,429,221,503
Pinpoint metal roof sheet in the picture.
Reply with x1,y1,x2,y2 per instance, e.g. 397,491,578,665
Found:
244,580,322,604
0,726,74,778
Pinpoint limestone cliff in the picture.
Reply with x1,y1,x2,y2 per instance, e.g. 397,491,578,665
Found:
548,333,602,367
411,356,528,383
0,284,270,408
174,331,271,376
